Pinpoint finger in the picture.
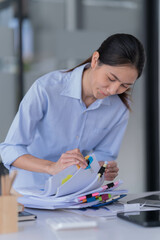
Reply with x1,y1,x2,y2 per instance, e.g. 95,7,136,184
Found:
105,172,118,179
66,148,81,154
106,167,119,173
61,154,87,168
54,159,79,173
99,161,104,167
105,176,116,181
61,152,84,161
65,151,85,162
63,160,81,168
64,153,87,167
107,161,117,168
62,160,86,170
106,164,118,172
105,174,118,181
107,170,119,176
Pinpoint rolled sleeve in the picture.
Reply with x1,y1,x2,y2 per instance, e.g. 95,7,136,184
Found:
0,81,46,169
0,145,29,170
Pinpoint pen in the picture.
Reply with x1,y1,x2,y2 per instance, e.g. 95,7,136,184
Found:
84,155,93,169
98,161,108,178
76,155,92,169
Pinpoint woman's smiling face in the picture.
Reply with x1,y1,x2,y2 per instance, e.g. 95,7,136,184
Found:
89,52,138,99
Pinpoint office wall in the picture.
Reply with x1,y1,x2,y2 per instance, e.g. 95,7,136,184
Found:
0,23,17,143
0,73,17,141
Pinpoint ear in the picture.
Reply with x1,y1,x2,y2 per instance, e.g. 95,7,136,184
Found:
91,51,100,69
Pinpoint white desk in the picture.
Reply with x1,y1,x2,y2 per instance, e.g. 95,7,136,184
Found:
1,193,160,240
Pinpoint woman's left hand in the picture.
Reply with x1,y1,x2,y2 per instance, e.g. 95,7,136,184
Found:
99,161,119,181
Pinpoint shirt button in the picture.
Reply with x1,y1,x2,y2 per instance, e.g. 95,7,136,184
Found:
76,136,79,139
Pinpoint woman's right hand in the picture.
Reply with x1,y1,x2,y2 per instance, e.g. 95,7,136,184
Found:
48,148,88,175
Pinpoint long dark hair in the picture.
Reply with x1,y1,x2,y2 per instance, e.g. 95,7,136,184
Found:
67,33,145,110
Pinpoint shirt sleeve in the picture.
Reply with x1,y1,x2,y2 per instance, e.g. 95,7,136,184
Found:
92,108,129,162
0,81,47,169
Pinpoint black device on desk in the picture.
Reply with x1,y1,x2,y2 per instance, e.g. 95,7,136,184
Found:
18,211,37,222
127,193,160,207
117,210,160,227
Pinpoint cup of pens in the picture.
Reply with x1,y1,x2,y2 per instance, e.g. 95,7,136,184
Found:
0,167,18,234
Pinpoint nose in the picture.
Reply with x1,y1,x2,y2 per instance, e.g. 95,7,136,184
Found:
107,83,120,95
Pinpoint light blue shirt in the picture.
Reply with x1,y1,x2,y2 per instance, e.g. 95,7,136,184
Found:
0,64,129,189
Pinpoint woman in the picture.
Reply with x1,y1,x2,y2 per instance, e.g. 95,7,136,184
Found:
0,33,145,189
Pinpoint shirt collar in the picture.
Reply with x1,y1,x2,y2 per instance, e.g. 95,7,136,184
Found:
61,64,86,99
61,63,111,106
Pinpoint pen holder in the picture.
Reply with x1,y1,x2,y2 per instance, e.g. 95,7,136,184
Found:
0,195,18,234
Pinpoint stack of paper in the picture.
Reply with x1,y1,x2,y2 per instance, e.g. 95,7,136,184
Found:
17,155,127,209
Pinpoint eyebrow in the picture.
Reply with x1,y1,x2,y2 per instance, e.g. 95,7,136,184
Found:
110,72,133,85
